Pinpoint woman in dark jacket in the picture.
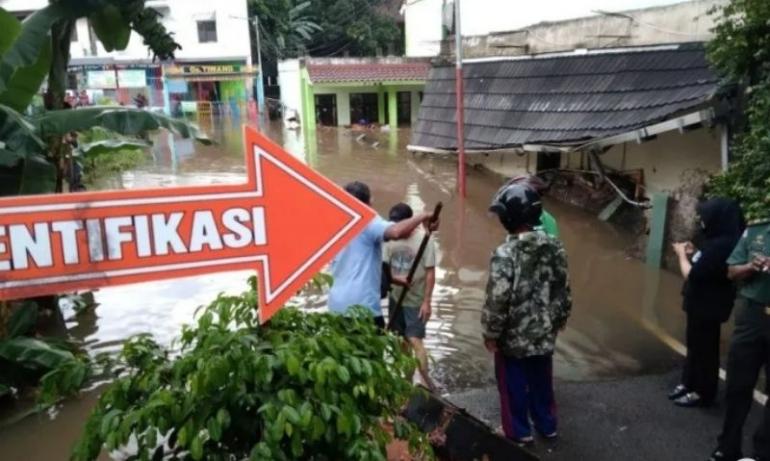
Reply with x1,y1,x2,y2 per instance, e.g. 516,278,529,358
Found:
669,198,745,407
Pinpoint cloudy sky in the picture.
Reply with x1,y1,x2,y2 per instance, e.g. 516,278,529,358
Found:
461,0,692,36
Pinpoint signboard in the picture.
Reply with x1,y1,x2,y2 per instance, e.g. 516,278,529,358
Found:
165,64,258,77
118,70,147,88
87,70,117,89
0,127,374,322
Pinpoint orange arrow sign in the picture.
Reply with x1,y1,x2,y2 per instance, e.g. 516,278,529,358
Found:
0,126,375,322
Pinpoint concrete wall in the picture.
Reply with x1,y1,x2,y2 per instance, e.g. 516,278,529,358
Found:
0,0,252,65
403,0,727,59
277,60,302,116
461,0,725,58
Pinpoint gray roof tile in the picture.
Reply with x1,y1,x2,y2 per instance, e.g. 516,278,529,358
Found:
411,44,719,150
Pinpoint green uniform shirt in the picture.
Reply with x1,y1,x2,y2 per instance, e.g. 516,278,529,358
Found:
727,221,770,304
535,209,560,238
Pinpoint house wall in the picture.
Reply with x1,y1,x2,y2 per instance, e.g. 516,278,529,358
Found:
565,126,723,194
468,126,723,195
467,151,533,179
309,84,424,127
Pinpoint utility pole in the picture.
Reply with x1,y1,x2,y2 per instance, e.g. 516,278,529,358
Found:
251,16,265,113
454,0,466,197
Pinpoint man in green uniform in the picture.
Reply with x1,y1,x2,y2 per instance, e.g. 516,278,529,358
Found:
710,219,770,461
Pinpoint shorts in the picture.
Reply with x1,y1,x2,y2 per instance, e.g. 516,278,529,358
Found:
388,298,426,339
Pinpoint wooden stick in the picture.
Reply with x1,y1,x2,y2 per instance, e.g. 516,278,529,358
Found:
387,202,443,331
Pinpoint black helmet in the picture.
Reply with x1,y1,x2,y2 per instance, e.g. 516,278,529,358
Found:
489,183,543,233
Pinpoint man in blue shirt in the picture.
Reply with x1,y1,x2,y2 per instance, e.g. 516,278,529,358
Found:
329,181,439,327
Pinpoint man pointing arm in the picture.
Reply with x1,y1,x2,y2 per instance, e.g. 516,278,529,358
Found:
328,181,438,328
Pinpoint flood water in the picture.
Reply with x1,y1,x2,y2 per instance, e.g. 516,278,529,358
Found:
0,118,697,459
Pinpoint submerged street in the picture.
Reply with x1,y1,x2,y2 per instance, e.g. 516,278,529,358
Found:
0,120,747,460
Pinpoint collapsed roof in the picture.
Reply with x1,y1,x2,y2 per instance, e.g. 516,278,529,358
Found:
410,43,720,151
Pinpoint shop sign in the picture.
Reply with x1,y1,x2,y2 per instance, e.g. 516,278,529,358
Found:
118,70,147,88
87,70,117,89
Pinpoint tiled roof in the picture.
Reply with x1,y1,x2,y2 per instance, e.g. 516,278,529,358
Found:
307,62,431,84
411,43,719,150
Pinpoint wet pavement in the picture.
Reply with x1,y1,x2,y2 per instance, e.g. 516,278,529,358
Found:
450,370,763,461
0,118,741,459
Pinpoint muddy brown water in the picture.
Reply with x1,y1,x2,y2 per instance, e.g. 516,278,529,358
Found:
0,119,702,459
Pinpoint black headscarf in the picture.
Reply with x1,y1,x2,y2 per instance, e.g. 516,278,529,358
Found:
695,197,745,246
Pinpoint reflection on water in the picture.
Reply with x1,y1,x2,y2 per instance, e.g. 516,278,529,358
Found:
0,119,691,459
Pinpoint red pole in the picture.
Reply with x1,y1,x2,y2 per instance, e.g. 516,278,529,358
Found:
454,0,466,197
456,67,466,198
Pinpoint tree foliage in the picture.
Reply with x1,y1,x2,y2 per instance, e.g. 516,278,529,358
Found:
307,0,403,57
249,0,403,60
72,278,431,461
707,0,770,221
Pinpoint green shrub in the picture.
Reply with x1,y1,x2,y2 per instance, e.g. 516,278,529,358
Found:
72,277,430,461
706,0,770,221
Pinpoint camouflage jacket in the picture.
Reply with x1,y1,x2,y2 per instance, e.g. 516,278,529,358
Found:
481,232,572,358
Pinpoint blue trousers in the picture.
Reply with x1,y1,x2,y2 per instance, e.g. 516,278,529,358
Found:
495,352,557,440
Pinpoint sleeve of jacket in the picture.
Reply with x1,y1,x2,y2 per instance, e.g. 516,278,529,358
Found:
481,251,514,340
550,242,572,331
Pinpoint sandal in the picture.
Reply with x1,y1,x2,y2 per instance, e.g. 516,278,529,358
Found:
674,391,705,407
668,384,688,400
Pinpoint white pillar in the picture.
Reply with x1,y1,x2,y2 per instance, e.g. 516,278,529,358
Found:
720,124,730,171
410,90,421,125
337,91,351,126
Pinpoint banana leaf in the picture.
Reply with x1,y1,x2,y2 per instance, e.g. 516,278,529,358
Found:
35,107,212,144
0,103,46,164
88,4,131,52
77,138,151,157
0,9,53,112
0,103,54,196
0,3,70,94
6,302,38,339
0,337,76,372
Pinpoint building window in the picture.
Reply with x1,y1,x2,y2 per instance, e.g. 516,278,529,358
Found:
70,25,78,42
197,20,217,43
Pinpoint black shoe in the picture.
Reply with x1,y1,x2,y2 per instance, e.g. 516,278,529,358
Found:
668,384,689,400
708,448,742,461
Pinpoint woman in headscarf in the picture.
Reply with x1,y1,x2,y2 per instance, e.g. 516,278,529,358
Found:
670,198,745,407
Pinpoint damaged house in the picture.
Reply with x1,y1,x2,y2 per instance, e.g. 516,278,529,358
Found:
409,42,728,263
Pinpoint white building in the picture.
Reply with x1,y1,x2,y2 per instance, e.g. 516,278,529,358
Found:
0,0,257,113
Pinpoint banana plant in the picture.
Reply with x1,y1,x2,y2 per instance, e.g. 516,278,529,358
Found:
0,1,212,403
0,1,210,196
0,1,178,113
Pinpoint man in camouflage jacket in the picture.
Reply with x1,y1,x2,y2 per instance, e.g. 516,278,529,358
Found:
482,182,572,445
482,232,572,357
